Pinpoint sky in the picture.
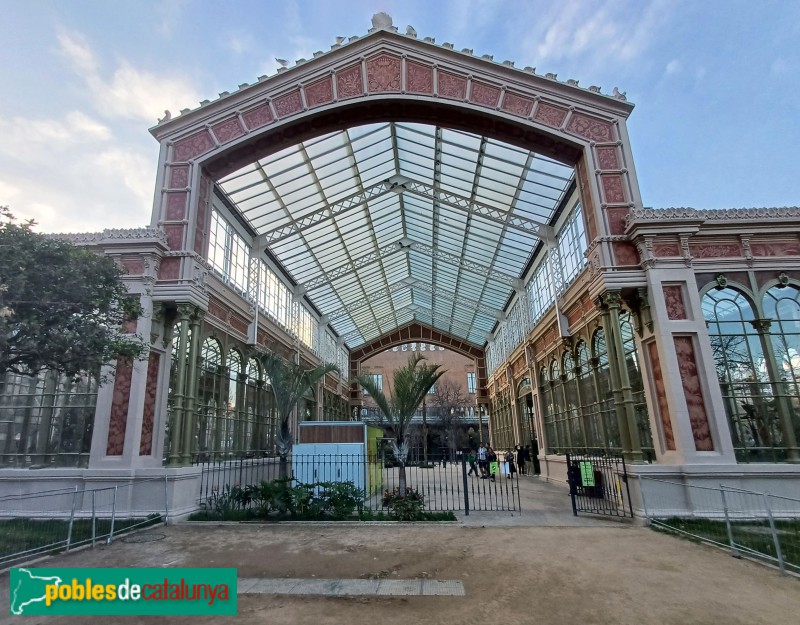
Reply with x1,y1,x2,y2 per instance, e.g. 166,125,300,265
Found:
1,0,798,233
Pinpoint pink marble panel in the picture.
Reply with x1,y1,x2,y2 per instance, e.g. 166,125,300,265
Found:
437,71,467,99
173,130,214,161
406,61,433,94
106,358,133,456
613,241,640,266
242,104,274,130
168,165,189,189
139,352,160,456
601,174,626,203
567,113,614,142
336,64,364,99
663,285,687,320
606,207,628,235
595,146,620,170
501,92,534,117
165,192,187,221
194,226,205,255
366,54,401,92
750,242,800,256
647,342,676,451
158,257,181,280
164,224,184,250
121,258,145,275
469,81,501,107
689,243,741,259
304,76,334,107
211,117,245,144
273,90,304,117
653,243,681,257
534,103,568,128
673,336,714,451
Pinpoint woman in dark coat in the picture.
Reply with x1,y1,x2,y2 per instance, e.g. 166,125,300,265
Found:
504,449,517,477
515,444,526,475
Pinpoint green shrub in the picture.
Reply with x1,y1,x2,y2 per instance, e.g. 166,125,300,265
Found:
319,481,366,519
383,487,425,521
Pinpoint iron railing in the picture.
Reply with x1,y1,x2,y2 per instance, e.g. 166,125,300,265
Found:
639,476,800,575
0,477,168,568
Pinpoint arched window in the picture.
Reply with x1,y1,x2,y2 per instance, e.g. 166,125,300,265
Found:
196,338,224,459
619,312,654,460
702,287,779,461
592,328,620,451
562,351,583,448
575,340,602,447
225,350,243,452
763,285,800,454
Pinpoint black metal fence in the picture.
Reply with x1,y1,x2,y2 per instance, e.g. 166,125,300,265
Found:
565,451,632,518
196,450,522,514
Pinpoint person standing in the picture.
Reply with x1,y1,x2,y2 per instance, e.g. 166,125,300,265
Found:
477,443,488,478
504,449,517,478
467,450,479,476
486,445,498,482
515,444,526,475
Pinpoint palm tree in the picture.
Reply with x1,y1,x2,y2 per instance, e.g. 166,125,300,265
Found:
261,351,338,478
355,353,445,496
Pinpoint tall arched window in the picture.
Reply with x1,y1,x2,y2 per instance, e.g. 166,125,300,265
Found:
540,366,555,452
619,312,655,460
197,338,224,460
703,287,779,461
576,340,602,447
225,350,243,453
593,328,620,451
562,351,583,448
763,285,800,449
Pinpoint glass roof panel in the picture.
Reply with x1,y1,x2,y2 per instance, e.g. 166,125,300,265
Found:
218,121,574,348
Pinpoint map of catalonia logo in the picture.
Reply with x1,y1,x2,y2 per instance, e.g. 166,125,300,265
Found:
9,567,237,615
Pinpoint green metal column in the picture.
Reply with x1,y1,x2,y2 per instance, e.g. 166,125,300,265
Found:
168,304,192,465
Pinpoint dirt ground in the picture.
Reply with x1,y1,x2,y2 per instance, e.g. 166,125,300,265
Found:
2,521,799,625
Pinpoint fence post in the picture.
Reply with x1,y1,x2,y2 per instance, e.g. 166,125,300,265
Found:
65,486,78,552
107,486,118,544
566,453,578,516
164,474,170,524
461,452,470,516
763,492,786,575
719,485,739,558
91,490,96,548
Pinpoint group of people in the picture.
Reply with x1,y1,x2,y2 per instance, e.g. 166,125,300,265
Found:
467,443,537,480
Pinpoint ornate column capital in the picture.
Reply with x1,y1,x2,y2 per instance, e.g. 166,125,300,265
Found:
177,303,194,321
750,318,772,333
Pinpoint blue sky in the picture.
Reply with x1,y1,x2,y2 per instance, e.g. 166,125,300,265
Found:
1,0,798,233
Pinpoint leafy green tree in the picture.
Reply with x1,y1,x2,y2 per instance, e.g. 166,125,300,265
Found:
355,353,445,496
260,351,338,477
0,206,144,379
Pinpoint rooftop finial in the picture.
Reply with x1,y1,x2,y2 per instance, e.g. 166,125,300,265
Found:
371,12,393,29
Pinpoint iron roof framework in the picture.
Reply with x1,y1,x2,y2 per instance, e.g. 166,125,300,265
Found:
218,122,574,348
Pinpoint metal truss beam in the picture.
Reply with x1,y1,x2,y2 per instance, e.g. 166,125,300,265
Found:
406,240,521,287
257,180,395,245
301,241,402,291
342,303,475,344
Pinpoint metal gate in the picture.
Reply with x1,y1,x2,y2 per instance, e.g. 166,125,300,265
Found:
459,451,522,514
566,452,632,518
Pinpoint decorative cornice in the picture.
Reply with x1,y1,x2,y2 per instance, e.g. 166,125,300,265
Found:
47,227,169,247
627,206,800,228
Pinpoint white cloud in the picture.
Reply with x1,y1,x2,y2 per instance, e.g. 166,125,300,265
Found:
92,149,153,204
57,31,202,123
665,59,681,75
0,180,21,203
0,111,112,162
518,0,672,72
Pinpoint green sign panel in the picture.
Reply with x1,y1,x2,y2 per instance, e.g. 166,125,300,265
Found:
489,461,499,475
579,461,595,486
9,568,237,616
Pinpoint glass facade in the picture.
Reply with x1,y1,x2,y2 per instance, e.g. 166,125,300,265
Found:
703,285,800,462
